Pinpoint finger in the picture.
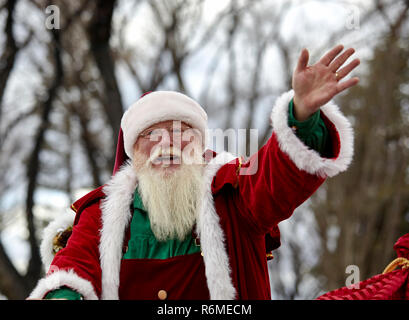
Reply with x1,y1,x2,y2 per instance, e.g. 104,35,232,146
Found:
319,44,344,66
296,48,309,72
336,76,359,93
336,58,360,80
329,48,355,72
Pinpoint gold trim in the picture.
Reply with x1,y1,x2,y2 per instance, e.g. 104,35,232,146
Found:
71,204,77,212
382,257,409,274
234,157,243,188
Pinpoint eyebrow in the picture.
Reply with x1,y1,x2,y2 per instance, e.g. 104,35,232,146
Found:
143,123,192,132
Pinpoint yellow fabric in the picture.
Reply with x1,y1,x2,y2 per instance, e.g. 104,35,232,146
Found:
382,257,409,274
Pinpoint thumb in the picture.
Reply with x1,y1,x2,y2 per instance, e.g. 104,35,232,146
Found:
295,48,309,72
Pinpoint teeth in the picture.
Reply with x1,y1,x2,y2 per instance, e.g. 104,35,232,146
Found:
154,155,180,163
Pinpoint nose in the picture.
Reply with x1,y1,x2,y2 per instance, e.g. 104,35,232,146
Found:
154,130,170,149
157,129,182,149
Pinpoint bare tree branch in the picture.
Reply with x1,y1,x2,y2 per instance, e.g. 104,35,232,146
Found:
23,26,64,292
0,0,19,124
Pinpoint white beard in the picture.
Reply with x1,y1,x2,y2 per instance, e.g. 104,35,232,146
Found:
132,145,204,241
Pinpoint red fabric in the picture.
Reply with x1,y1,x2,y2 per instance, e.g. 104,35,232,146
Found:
72,186,104,225
119,252,210,300
47,112,345,299
317,233,409,300
208,132,325,299
113,128,128,175
320,111,341,159
51,202,103,298
394,233,409,259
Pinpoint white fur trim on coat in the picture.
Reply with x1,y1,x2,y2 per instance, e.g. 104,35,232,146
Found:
196,152,237,299
40,212,75,272
99,153,237,300
99,160,137,300
271,90,354,178
28,269,98,300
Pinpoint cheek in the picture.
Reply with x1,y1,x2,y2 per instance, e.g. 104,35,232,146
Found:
134,139,154,159
181,139,203,160
180,132,202,150
133,142,153,169
180,140,191,150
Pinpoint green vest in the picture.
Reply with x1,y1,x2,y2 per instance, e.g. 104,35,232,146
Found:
122,189,201,259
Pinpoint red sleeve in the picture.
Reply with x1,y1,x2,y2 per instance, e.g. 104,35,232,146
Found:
48,202,102,298
220,91,354,235
236,132,325,234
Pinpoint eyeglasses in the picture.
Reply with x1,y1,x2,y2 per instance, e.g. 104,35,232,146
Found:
139,124,194,140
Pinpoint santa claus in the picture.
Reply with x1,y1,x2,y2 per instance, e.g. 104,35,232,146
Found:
29,45,359,300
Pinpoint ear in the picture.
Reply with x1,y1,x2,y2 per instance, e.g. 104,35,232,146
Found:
132,142,139,159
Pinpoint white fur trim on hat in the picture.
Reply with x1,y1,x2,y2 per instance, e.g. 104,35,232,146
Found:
121,91,208,159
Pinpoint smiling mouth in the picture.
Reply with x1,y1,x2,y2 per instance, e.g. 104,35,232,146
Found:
152,154,181,166
155,155,180,162
149,146,182,167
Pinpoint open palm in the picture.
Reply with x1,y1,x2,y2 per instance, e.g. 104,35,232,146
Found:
292,45,360,121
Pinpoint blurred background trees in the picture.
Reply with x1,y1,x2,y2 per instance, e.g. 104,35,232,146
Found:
0,0,408,299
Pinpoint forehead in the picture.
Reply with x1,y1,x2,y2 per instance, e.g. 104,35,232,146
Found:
144,120,191,130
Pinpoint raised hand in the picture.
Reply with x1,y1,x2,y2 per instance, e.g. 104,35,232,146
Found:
292,44,360,121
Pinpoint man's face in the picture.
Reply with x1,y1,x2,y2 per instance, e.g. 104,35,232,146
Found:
131,120,204,241
133,120,203,173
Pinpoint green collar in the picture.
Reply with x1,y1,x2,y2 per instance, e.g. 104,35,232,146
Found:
133,187,146,212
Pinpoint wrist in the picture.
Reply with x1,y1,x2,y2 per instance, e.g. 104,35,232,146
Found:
292,95,314,121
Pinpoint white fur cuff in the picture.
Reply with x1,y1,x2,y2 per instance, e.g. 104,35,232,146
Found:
28,269,98,300
271,90,354,178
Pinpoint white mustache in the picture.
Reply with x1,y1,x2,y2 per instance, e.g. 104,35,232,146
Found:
149,147,182,165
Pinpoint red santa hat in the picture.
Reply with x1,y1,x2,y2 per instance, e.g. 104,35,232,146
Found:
120,91,208,159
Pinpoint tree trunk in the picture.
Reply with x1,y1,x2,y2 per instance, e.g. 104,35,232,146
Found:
23,28,64,295
0,0,19,125
88,0,123,170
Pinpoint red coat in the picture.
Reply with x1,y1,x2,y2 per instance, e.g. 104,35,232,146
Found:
29,90,353,300
317,233,409,300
